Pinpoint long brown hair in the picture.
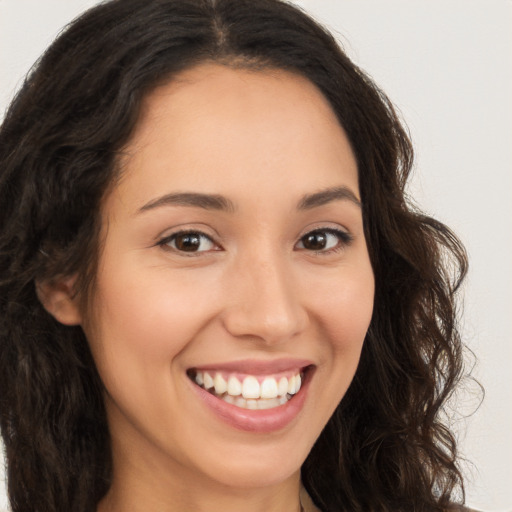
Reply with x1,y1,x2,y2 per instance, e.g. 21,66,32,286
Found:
0,1,468,510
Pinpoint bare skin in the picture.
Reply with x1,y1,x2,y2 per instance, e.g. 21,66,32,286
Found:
41,63,374,512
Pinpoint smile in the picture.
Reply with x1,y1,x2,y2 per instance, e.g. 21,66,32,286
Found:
188,369,303,410
186,360,313,432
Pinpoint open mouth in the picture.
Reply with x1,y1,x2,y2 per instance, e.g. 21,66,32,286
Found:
186,366,310,411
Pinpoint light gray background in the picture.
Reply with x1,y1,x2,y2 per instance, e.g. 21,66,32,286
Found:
1,1,511,510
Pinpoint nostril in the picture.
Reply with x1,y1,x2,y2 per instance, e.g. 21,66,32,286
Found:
221,303,308,345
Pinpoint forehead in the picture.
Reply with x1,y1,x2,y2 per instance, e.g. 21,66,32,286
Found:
113,63,358,212
134,62,342,136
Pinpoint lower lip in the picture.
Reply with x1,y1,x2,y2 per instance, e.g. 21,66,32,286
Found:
188,369,311,433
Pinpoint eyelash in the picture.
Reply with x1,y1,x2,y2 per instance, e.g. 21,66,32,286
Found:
157,227,353,255
295,228,353,254
158,230,219,255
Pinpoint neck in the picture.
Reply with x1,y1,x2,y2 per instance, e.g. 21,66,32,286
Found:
98,431,303,512
99,471,303,512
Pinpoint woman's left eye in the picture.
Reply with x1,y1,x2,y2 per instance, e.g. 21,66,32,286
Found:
159,231,217,253
295,228,352,253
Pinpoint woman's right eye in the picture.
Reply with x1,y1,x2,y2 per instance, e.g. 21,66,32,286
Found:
159,231,218,253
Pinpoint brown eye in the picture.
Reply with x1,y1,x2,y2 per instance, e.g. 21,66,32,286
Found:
302,232,328,251
296,228,352,252
163,232,216,253
174,233,201,251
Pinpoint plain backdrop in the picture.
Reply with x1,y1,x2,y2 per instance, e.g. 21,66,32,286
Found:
1,1,511,511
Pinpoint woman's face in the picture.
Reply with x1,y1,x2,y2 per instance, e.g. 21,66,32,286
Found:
82,63,374,493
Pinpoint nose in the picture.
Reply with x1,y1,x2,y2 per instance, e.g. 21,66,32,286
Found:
221,251,308,345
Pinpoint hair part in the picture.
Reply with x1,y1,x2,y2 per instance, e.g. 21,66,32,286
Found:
0,1,469,511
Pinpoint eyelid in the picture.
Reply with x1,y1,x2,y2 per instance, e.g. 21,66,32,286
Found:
157,229,222,254
297,223,353,240
154,224,353,255
153,222,221,246
295,226,354,253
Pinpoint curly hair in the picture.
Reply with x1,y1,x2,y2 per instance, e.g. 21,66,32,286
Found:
0,0,468,511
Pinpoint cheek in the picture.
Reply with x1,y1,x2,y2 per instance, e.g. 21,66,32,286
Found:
81,264,226,445
298,262,374,430
315,265,374,383
98,254,217,331
308,263,375,353
83,261,221,393
333,283,374,351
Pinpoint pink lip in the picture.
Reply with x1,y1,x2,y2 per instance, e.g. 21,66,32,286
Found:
190,358,313,375
187,364,313,433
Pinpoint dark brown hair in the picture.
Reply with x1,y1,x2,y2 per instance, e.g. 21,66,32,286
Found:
0,1,468,510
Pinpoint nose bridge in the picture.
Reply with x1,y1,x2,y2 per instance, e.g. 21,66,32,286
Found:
222,245,307,344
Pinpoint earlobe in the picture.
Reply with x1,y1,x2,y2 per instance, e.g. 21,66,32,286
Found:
35,275,82,326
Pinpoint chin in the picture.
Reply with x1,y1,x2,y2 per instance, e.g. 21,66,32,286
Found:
205,460,300,490
185,438,308,490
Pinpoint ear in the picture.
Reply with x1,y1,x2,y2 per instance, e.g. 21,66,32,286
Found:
36,275,82,326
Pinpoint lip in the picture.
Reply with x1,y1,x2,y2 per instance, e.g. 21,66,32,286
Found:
190,358,313,375
187,362,314,433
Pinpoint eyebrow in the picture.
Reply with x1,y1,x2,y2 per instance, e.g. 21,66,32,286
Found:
137,185,360,215
138,192,236,213
297,186,361,210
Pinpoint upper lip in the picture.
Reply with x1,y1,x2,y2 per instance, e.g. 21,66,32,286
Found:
189,358,313,375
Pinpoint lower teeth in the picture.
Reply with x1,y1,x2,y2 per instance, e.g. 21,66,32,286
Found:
219,393,291,410
196,384,293,410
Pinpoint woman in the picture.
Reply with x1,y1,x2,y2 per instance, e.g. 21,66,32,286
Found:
0,0,470,511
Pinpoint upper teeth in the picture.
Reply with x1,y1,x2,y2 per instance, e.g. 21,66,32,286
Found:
193,370,302,399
